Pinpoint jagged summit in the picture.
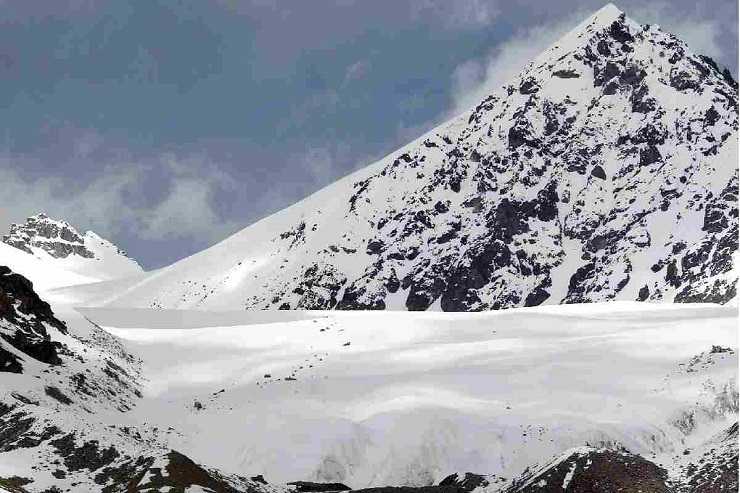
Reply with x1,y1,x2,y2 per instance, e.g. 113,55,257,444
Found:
574,3,625,31
103,5,737,311
530,3,629,61
5,213,94,259
593,2,622,17
2,213,143,281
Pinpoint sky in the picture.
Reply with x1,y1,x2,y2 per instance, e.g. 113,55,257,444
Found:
0,0,737,269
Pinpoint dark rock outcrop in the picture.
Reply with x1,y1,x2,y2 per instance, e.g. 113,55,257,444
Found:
501,448,671,493
0,266,67,372
288,481,352,492
3,213,95,259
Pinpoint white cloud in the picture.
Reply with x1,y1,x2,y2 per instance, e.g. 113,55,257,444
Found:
0,152,239,247
138,155,240,241
450,59,487,113
0,158,141,238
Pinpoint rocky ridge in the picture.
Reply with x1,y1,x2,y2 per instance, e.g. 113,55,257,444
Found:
0,264,278,492
0,266,67,373
5,214,99,260
480,421,739,493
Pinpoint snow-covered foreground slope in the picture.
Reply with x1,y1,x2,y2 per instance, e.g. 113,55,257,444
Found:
0,242,97,294
80,302,738,488
2,213,143,282
0,258,736,491
0,264,285,492
102,3,737,312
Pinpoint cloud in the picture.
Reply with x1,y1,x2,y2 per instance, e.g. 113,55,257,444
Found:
0,0,104,22
0,157,140,238
72,129,104,159
448,9,590,116
0,150,240,248
298,146,336,186
344,59,371,83
629,2,726,62
450,59,487,113
671,22,723,61
276,89,341,136
138,155,240,242
411,0,499,30
292,142,388,192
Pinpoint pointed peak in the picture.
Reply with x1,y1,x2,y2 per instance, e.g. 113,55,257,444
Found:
519,3,636,76
26,212,68,226
568,3,628,39
591,3,624,24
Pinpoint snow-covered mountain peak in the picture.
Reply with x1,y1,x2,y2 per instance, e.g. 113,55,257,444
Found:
2,213,143,281
525,2,629,63
4,213,87,258
102,5,737,312
571,3,628,34
588,2,623,20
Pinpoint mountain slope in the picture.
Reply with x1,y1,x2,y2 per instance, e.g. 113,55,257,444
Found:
103,4,738,312
0,264,282,492
0,242,98,296
671,421,738,492
78,302,737,488
0,262,736,490
481,417,739,493
2,213,143,282
491,447,673,492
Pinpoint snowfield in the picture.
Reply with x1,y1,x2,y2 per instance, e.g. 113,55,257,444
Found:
0,242,98,293
80,302,737,487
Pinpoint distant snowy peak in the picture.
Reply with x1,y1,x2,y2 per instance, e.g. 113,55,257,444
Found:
106,4,738,311
4,213,92,258
2,213,143,281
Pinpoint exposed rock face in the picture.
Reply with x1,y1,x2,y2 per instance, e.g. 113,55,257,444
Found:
0,265,172,492
0,265,67,372
79,449,271,493
492,422,739,493
288,481,352,492
438,472,502,492
498,448,672,492
3,213,95,259
673,422,739,493
108,4,738,312
2,213,143,281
